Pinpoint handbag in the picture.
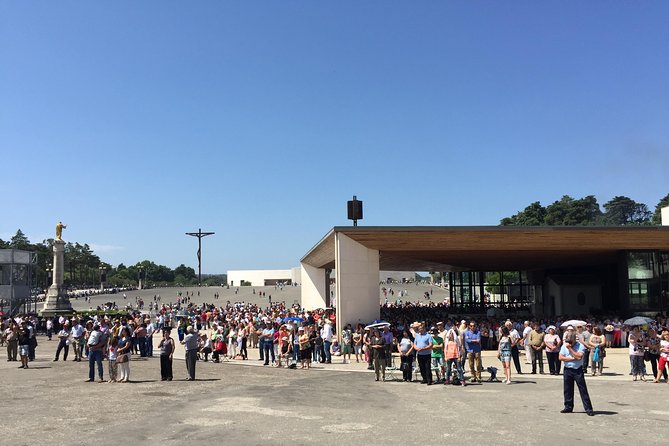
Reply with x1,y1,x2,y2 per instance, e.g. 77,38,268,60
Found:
599,346,606,358
644,350,652,362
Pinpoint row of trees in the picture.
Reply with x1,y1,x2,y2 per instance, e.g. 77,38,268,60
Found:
500,194,669,226
0,230,225,289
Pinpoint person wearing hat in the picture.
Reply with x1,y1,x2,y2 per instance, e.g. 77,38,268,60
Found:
576,324,592,374
544,326,562,375
54,322,71,361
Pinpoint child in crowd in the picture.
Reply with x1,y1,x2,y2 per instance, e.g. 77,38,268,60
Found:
108,337,118,383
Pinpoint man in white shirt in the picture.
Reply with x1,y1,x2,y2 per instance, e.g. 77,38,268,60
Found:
522,321,532,364
71,319,85,361
321,320,334,364
146,320,156,357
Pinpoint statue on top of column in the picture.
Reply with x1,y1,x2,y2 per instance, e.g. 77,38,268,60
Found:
56,221,67,240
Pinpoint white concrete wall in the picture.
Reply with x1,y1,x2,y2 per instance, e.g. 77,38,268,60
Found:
662,206,669,226
227,269,294,287
291,267,302,285
335,233,380,337
300,263,327,310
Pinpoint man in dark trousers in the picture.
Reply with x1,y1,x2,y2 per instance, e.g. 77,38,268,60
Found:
181,326,199,381
559,329,594,416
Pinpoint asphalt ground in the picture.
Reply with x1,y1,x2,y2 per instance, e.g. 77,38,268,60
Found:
2,331,668,446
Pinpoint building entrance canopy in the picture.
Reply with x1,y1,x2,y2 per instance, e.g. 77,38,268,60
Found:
301,226,669,272
300,226,669,334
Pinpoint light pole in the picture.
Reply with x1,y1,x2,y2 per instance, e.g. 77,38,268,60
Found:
45,264,53,292
137,265,144,290
98,265,107,292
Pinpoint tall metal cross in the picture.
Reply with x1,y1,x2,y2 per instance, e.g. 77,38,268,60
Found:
185,228,215,286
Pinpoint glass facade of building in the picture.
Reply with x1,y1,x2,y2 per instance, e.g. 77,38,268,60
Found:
627,251,669,312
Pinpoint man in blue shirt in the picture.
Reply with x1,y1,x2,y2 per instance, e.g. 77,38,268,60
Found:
559,330,594,416
413,323,433,385
464,321,483,383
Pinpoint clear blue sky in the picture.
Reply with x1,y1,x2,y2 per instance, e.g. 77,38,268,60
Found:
2,1,668,273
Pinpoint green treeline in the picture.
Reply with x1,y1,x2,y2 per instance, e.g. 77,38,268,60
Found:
500,194,669,226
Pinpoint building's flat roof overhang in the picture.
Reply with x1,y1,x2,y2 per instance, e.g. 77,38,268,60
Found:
300,226,669,271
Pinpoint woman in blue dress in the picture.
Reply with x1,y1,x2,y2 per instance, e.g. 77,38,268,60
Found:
498,326,513,384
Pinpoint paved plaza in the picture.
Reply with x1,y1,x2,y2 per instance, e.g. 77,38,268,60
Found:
2,325,668,445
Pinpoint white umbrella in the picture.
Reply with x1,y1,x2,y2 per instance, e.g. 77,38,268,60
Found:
560,320,587,328
623,316,653,326
365,321,391,330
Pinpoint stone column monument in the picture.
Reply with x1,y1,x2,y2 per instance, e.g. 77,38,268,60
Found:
40,222,73,316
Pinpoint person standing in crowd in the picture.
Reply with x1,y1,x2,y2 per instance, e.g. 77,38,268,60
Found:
341,324,352,364
430,327,444,383
116,327,132,383
370,328,387,381
363,328,374,370
628,326,646,381
465,321,483,383
544,325,562,375
107,337,119,383
135,322,147,357
86,324,105,383
261,323,275,366
444,328,465,386
413,323,433,385
646,328,663,379
321,320,334,364
577,324,592,374
46,318,53,341
498,326,512,384
182,325,199,380
298,327,311,369
588,327,605,376
381,325,394,368
529,322,545,374
5,321,18,362
54,323,70,361
158,328,174,381
522,321,532,364
17,322,31,369
71,318,84,361
559,330,594,416
145,319,156,357
398,329,414,382
654,330,669,383
352,327,363,363
506,320,523,375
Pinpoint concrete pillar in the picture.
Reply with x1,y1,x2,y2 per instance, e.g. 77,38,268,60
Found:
300,263,327,310
334,233,380,337
662,206,669,226
41,239,73,316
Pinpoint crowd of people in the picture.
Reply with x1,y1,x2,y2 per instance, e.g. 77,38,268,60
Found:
2,298,669,399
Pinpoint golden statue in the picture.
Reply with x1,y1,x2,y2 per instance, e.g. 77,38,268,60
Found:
56,221,67,240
